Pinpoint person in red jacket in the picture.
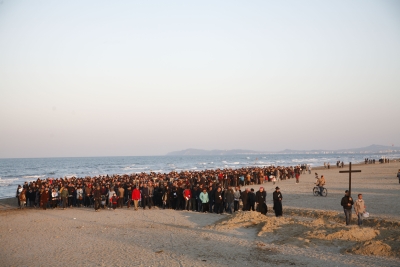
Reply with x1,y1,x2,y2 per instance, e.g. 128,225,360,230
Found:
131,186,141,211
183,187,192,211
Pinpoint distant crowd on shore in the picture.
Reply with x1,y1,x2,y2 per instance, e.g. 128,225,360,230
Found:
14,165,308,216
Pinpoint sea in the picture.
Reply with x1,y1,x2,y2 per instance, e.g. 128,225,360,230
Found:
1,153,399,199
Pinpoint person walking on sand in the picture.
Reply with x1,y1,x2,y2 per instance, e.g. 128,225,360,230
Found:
354,194,366,226
273,187,283,217
341,190,354,226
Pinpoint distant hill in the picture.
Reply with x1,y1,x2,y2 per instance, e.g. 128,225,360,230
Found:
166,145,400,156
166,148,263,156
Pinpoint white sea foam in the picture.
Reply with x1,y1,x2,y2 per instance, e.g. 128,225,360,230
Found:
22,175,44,179
0,178,18,187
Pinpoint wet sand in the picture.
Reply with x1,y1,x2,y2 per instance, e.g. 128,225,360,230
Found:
1,161,399,266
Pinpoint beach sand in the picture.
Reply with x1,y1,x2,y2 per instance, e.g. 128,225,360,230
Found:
1,162,399,266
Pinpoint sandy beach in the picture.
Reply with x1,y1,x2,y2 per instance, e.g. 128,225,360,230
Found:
1,162,400,267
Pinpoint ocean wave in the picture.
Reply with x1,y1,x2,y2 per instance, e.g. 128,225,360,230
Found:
22,175,45,179
0,178,18,187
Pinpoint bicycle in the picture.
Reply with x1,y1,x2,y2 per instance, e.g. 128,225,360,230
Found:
313,186,327,197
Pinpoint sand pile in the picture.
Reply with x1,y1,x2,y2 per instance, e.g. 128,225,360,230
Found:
307,227,379,242
347,241,393,257
209,209,400,258
207,211,293,233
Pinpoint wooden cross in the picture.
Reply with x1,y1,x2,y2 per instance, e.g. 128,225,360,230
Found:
339,162,361,197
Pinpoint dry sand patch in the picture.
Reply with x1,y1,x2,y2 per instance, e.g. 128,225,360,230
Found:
207,209,400,258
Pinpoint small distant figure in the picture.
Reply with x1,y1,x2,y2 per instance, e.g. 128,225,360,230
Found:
341,190,354,226
327,162,330,169
354,194,366,226
308,165,312,174
397,169,400,184
341,161,344,168
324,162,326,168
273,187,283,217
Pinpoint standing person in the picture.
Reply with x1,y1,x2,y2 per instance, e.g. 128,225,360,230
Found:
76,186,84,207
60,185,69,210
354,194,366,227
248,188,256,211
255,187,267,215
214,187,223,214
93,186,101,212
199,188,209,213
397,169,400,184
341,190,354,226
40,188,49,210
295,168,300,184
19,188,27,209
233,186,241,212
224,186,234,214
273,187,283,217
111,193,118,210
107,187,116,209
16,185,22,208
51,188,58,209
141,184,150,210
118,186,125,208
183,186,192,211
125,186,132,209
241,188,249,211
132,186,141,211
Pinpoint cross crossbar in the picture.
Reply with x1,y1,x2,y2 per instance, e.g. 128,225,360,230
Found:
338,162,361,197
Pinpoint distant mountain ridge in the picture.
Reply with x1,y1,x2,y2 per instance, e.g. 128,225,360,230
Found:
166,145,400,156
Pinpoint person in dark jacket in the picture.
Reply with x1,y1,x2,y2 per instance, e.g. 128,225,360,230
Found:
214,187,223,214
273,186,283,217
248,188,256,211
141,184,150,210
224,187,235,214
93,186,101,211
341,190,354,225
241,188,249,211
255,187,267,215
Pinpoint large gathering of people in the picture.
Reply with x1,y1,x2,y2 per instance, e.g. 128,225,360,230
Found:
15,166,303,217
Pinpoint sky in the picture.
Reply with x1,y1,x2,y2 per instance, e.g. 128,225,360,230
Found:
0,0,399,158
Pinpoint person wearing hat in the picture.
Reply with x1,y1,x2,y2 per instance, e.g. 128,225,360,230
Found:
273,187,283,217
341,190,354,225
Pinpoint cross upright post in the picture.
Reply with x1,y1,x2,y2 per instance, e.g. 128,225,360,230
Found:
339,162,361,197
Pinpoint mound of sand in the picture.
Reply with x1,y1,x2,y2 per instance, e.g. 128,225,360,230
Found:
307,227,379,242
347,241,393,257
208,211,292,233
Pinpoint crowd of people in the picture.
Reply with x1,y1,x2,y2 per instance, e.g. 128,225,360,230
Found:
15,166,301,217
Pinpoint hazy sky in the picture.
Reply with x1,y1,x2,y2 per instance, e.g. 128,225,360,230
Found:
1,1,399,158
